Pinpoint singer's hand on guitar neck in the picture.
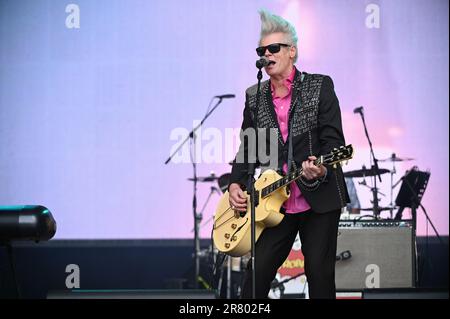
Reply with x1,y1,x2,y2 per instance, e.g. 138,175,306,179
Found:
301,156,327,180
228,183,248,212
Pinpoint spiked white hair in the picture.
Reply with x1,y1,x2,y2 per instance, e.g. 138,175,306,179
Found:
259,9,298,62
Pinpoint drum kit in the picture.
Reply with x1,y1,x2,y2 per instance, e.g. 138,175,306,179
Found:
343,153,415,218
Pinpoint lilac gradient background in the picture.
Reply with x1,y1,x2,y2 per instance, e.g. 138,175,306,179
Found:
0,0,448,238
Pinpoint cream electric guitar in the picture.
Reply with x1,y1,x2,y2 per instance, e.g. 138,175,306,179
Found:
212,145,354,257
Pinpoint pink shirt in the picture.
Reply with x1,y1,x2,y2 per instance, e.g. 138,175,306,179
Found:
271,67,311,214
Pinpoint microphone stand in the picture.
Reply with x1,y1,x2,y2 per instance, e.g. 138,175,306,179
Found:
164,97,227,289
355,108,382,218
248,63,264,299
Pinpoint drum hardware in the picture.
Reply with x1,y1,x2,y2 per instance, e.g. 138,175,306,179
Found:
217,173,248,298
187,172,220,182
190,185,221,232
357,175,386,196
379,154,415,162
194,173,231,232
198,172,243,298
345,165,389,217
343,165,390,178
344,151,417,219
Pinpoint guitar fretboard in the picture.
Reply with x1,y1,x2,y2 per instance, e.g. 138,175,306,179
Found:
258,145,354,198
260,158,321,197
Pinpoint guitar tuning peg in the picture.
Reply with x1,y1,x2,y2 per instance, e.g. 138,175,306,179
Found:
333,163,337,169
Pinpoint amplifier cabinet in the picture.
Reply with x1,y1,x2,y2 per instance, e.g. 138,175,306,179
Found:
335,220,415,289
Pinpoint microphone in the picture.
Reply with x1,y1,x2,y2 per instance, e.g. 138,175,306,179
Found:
215,94,235,99
256,57,270,69
353,106,364,114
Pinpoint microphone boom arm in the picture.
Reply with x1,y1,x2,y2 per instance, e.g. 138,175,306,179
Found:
164,96,230,164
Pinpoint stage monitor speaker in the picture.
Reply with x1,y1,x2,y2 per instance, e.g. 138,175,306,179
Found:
336,220,414,290
363,288,448,299
47,289,217,299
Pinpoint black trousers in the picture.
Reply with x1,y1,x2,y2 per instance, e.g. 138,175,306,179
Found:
240,209,341,299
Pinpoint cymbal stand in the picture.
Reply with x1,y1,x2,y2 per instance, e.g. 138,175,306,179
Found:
389,155,396,219
358,174,386,212
190,186,220,233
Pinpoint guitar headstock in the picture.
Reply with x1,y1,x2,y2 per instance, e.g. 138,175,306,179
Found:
321,145,354,166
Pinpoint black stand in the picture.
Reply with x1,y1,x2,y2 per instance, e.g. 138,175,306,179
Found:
394,168,443,243
247,66,264,299
355,108,383,218
1,241,20,299
393,167,446,287
164,97,227,289
394,170,424,287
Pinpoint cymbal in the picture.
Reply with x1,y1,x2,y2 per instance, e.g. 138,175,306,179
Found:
343,167,390,178
379,153,415,162
187,174,219,182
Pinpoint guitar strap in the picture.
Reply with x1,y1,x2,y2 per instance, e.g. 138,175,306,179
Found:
287,119,294,173
287,72,305,174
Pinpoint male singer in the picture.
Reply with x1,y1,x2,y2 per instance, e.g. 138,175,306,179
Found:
228,10,349,299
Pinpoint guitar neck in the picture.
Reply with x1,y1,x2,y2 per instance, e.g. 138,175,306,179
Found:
260,157,323,198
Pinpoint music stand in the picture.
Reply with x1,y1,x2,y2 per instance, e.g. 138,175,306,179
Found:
394,167,430,220
393,167,430,287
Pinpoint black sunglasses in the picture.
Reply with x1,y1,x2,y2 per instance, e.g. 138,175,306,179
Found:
256,43,290,57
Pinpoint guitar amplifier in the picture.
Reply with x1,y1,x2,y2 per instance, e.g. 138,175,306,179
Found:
335,220,415,290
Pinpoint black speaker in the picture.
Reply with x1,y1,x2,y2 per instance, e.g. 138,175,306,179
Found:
336,220,415,289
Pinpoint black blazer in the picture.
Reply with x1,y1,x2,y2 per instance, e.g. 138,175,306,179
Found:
230,68,350,214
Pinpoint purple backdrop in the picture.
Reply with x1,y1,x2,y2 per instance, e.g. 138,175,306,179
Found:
0,0,448,238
